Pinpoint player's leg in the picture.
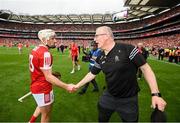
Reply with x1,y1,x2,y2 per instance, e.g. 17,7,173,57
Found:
91,79,99,92
78,83,89,94
20,48,22,54
29,107,41,123
75,56,80,70
71,56,75,73
31,90,54,122
18,48,20,54
39,104,52,122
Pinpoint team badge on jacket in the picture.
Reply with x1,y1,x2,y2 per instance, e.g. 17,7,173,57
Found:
115,56,120,62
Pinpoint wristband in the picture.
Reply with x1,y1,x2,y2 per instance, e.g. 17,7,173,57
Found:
151,93,161,97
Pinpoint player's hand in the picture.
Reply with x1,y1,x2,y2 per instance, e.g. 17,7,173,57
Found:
151,96,167,111
67,84,77,93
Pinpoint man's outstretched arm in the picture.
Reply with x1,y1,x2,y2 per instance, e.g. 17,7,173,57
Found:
75,72,96,89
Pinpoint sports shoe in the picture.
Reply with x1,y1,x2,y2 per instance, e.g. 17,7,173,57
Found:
70,69,75,74
78,65,81,71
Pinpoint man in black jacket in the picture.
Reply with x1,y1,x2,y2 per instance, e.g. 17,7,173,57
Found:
74,26,167,122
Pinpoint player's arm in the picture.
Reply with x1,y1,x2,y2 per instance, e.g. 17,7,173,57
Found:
75,53,102,89
140,63,159,93
41,68,70,90
140,63,167,111
75,72,96,89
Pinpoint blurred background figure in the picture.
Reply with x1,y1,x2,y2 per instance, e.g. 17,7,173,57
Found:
69,41,81,74
18,42,23,54
137,42,149,80
158,47,165,60
78,41,102,95
60,42,65,54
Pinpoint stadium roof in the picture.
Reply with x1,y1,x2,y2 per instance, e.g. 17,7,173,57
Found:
0,0,179,24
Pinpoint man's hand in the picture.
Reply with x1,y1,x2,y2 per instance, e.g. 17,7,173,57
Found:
66,84,77,93
74,84,80,90
152,96,167,111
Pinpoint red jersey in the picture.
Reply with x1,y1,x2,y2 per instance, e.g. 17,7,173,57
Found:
18,43,23,48
26,43,30,48
29,45,53,94
71,44,78,56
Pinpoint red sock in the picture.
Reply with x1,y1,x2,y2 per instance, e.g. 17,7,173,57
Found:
29,115,37,123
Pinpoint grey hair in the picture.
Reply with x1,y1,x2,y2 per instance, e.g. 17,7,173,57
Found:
98,26,114,39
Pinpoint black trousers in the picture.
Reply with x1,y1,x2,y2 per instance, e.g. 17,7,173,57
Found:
98,91,138,122
158,54,164,60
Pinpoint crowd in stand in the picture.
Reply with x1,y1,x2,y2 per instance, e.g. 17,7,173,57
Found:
0,38,38,47
0,6,179,32
118,34,180,64
0,5,179,64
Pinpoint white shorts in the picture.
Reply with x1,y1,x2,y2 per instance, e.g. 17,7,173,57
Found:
32,90,54,107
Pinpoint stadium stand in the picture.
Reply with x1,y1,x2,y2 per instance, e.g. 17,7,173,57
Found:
0,2,179,63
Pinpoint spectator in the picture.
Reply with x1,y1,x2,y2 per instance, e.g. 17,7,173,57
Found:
158,47,165,60
137,42,149,79
78,41,101,95
60,43,65,54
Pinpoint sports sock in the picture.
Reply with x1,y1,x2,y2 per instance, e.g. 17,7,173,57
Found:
29,115,37,123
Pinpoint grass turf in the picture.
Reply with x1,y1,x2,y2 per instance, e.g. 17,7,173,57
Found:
0,46,180,122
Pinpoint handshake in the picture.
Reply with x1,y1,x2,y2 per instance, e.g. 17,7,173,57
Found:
66,84,79,93
52,71,80,93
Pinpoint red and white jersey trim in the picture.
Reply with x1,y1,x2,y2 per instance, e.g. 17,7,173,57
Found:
40,52,52,70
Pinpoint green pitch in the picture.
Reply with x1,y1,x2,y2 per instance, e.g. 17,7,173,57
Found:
0,47,180,122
